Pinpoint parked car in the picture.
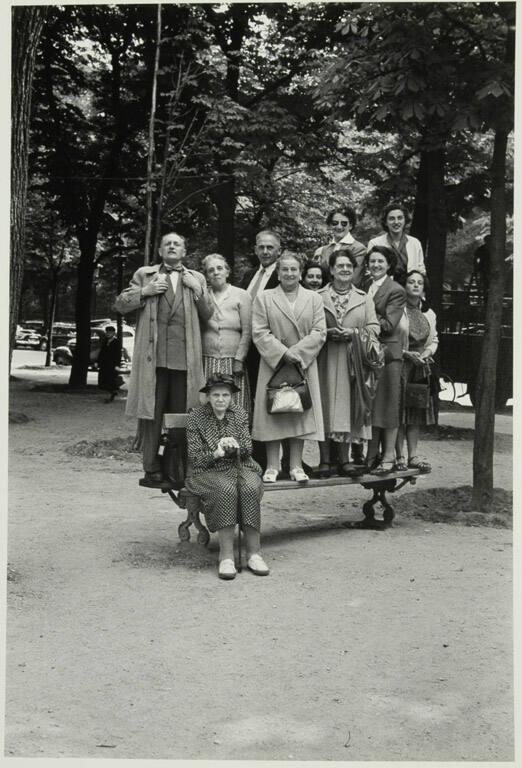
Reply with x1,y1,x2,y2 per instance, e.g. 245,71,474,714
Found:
53,325,133,369
49,323,77,349
15,325,44,350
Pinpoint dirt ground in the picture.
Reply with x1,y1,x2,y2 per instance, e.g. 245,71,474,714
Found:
5,370,514,761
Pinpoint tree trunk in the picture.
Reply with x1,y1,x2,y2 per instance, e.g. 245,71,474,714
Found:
425,147,447,317
206,5,249,270
410,150,429,253
45,275,58,367
10,7,47,369
472,129,508,509
211,177,236,266
69,235,96,387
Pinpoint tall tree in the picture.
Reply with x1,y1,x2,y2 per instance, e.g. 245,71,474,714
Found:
10,6,47,368
25,190,79,365
315,2,513,313
472,5,515,508
33,5,158,386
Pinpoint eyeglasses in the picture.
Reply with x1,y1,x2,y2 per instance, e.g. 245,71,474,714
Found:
330,220,349,227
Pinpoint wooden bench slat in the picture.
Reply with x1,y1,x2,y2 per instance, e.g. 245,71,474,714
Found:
163,413,188,429
260,468,421,491
152,412,426,539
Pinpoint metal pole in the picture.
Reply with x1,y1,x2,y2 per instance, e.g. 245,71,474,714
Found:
235,449,243,572
144,4,162,265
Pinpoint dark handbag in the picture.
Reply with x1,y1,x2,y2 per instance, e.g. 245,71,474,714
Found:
405,382,430,409
266,361,312,414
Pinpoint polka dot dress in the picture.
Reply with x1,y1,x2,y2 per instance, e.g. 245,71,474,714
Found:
184,403,263,532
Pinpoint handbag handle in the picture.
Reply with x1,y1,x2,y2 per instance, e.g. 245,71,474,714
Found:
273,357,306,377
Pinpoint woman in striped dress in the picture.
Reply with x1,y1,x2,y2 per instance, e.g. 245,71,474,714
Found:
201,253,252,416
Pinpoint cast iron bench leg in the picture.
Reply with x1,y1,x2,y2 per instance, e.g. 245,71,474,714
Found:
355,481,396,530
178,494,210,546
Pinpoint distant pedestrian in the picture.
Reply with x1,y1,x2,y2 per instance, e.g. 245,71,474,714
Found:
97,325,122,403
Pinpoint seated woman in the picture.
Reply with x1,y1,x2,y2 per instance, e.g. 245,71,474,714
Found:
185,373,268,581
314,206,367,287
201,253,252,416
396,270,439,472
301,260,328,291
252,252,326,483
367,203,425,286
365,245,407,475
316,249,380,477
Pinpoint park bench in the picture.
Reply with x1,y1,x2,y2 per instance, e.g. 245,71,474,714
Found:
139,413,427,541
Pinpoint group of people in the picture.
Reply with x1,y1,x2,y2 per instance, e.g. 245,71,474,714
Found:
115,203,439,580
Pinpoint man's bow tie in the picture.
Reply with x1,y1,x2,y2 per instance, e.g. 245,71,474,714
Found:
163,264,183,273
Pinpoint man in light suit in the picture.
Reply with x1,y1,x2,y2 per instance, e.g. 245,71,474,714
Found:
115,232,213,485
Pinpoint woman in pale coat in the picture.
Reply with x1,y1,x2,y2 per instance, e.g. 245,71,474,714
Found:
252,252,327,483
396,270,439,473
367,203,425,286
201,253,252,415
316,249,380,477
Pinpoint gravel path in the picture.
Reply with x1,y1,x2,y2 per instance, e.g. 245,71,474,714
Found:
6,376,513,760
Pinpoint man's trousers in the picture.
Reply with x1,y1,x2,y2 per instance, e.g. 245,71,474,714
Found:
142,367,187,473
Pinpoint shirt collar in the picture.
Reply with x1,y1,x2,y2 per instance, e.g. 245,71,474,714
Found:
257,261,276,274
372,274,388,289
330,232,355,246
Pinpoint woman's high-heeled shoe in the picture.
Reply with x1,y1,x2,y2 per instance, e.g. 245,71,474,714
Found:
289,466,309,483
262,468,279,483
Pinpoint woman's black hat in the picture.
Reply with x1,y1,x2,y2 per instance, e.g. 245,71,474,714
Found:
200,372,241,394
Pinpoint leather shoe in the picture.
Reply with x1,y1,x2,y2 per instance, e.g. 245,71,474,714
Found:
218,559,237,580
247,553,270,576
144,471,164,483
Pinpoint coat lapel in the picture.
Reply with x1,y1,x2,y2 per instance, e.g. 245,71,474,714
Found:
292,285,310,323
318,286,336,325
373,276,392,308
346,287,367,313
272,285,301,334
